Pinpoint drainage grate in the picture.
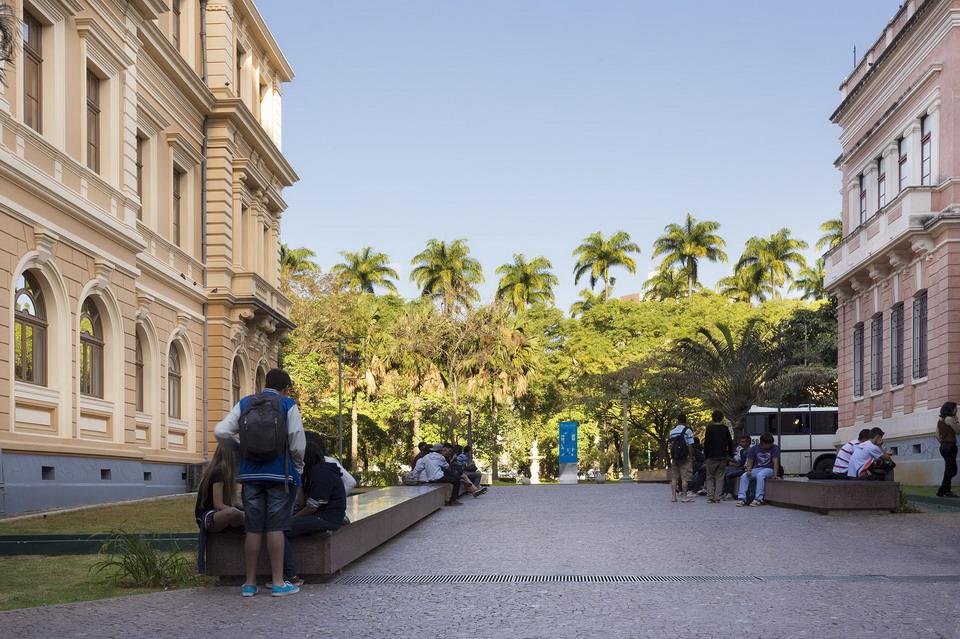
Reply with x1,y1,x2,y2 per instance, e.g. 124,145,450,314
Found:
334,574,960,586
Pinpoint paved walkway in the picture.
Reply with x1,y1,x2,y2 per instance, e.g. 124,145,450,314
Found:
4,484,960,638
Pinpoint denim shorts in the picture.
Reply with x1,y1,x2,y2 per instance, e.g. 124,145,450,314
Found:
241,481,294,533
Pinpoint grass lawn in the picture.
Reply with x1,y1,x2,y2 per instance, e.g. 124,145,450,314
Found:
0,496,197,534
902,485,942,497
0,555,163,611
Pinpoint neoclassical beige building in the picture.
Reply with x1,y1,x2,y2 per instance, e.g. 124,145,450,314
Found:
0,0,296,515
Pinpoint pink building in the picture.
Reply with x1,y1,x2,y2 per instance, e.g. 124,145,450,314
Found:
826,0,960,484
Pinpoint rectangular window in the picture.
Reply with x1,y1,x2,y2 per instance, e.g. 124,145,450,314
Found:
898,137,908,191
853,323,864,397
172,167,184,246
921,115,932,186
877,157,886,209
890,303,904,386
913,291,928,378
22,13,42,133
136,135,145,205
870,314,883,392
172,0,182,51
86,70,100,173
235,46,243,98
858,174,867,224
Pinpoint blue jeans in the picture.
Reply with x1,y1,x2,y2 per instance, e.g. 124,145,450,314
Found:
738,467,774,501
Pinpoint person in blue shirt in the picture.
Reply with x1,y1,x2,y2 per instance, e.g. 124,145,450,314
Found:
214,368,305,597
736,433,780,507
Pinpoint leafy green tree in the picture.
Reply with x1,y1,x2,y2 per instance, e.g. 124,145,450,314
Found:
717,267,766,304
735,228,808,299
569,288,606,317
495,254,559,313
0,3,14,82
793,257,827,301
410,239,484,315
816,218,843,252
331,247,399,294
642,267,688,301
671,319,786,435
572,230,640,298
651,213,727,295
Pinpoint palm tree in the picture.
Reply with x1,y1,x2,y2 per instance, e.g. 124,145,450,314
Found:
572,231,640,298
651,213,727,295
793,257,828,301
716,269,766,304
671,320,786,436
331,247,399,294
279,244,319,290
410,239,484,315
816,218,843,252
495,254,559,313
569,288,606,317
642,268,688,302
0,4,15,83
735,229,808,299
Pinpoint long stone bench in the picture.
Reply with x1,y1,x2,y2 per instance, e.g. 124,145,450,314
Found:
764,478,900,514
204,484,451,579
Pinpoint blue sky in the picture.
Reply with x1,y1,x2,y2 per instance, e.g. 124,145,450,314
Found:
258,0,901,311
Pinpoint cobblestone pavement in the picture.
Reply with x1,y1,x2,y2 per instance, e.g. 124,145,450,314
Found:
4,484,960,639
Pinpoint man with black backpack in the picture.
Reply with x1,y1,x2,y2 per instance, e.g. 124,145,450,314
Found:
668,414,695,503
214,368,306,598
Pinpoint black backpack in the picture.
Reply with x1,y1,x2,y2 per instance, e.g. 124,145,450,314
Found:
670,426,690,463
239,392,288,463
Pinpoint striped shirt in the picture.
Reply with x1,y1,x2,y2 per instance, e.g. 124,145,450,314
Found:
832,438,859,474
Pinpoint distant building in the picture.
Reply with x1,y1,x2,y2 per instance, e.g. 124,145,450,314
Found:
825,0,957,484
0,0,297,514
618,293,643,302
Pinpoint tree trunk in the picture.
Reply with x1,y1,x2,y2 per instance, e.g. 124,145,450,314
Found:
411,392,421,455
350,392,359,470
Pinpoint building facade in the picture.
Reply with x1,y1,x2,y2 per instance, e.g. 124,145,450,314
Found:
826,0,960,484
0,0,296,515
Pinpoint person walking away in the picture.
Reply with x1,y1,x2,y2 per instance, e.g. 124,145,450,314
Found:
936,402,960,497
214,368,305,597
669,414,695,503
195,441,244,573
848,427,895,480
736,433,780,506
703,410,734,503
832,428,871,479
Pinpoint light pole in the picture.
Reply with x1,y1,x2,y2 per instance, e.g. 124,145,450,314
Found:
621,380,632,481
466,409,473,452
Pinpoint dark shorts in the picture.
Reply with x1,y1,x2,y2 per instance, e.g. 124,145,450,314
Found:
242,481,294,533
197,509,217,532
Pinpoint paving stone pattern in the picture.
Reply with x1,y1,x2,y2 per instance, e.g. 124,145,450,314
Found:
4,484,960,639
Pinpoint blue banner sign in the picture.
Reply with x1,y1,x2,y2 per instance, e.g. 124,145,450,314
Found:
558,421,579,464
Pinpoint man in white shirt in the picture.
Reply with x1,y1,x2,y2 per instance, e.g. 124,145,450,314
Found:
848,427,895,479
413,444,461,503
833,428,872,477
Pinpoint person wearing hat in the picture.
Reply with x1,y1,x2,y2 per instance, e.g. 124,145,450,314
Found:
413,443,462,503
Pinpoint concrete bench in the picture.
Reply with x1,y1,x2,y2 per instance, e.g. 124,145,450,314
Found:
204,484,451,579
764,478,900,514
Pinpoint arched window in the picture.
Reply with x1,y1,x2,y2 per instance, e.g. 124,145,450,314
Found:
255,367,265,393
232,357,242,405
14,271,47,385
79,298,104,398
168,343,182,419
135,333,144,412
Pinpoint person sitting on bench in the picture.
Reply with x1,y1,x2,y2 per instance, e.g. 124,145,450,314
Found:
848,427,895,480
736,433,780,507
722,435,751,499
832,428,871,479
414,444,463,503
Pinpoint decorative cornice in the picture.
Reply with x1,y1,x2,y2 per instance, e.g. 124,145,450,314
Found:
94,258,115,290
868,264,889,281
911,236,934,256
33,227,59,263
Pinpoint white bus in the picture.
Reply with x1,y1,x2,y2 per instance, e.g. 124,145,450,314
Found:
739,405,839,475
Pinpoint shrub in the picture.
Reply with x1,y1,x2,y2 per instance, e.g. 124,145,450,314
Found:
91,529,194,589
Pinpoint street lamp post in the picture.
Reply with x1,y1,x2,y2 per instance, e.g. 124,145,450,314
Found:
621,380,632,481
466,409,473,452
336,336,361,466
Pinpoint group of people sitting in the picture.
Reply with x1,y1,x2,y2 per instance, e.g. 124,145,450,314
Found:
670,411,783,506
832,426,896,480
194,369,355,598
408,442,487,504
